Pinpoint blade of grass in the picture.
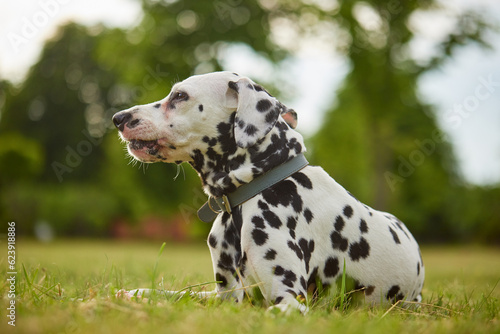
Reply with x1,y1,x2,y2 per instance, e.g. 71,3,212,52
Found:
22,263,40,303
151,242,166,290
340,258,346,311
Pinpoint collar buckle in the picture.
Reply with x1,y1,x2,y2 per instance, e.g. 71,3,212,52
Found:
207,195,232,215
220,195,232,214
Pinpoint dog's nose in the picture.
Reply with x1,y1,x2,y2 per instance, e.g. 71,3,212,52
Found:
112,112,132,132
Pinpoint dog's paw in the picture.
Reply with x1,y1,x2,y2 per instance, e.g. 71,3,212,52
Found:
266,303,308,316
116,289,142,300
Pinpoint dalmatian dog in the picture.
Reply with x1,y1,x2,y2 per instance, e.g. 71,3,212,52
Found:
112,71,424,313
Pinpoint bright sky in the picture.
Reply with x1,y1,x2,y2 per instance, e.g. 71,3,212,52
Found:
1,0,499,185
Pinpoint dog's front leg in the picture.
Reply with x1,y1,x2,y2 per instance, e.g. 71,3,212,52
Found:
208,214,245,302
116,288,218,300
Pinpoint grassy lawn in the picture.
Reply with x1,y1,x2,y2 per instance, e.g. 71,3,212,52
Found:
2,240,499,333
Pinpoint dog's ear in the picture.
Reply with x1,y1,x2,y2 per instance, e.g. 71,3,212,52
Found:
282,109,298,129
226,77,292,148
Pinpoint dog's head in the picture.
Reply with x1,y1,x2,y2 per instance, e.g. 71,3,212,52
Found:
112,71,298,164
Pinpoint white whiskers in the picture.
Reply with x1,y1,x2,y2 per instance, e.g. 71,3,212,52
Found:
174,163,186,181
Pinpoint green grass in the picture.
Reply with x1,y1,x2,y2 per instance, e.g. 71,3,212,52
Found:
2,240,500,333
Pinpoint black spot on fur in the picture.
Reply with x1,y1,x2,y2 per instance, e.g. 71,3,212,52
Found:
359,219,368,233
389,226,401,244
221,211,231,226
265,108,279,124
264,249,277,260
190,149,205,171
334,216,345,232
263,210,282,229
261,180,303,213
252,229,268,246
274,265,285,276
208,234,217,248
354,282,376,296
282,270,297,288
287,241,303,260
331,231,349,252
258,200,269,211
154,103,161,108
198,104,203,112
323,257,340,278
300,276,307,291
252,216,265,229
304,209,314,223
245,124,258,136
218,252,234,271
256,99,272,112
202,136,217,146
287,216,297,239
396,222,410,239
386,285,404,302
254,84,272,97
365,286,375,296
227,154,246,171
216,273,228,287
343,205,353,218
349,237,370,261
236,118,245,129
228,81,239,92
299,238,314,273
291,172,313,189
223,208,242,254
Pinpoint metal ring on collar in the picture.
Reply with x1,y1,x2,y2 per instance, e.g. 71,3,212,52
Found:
207,196,222,214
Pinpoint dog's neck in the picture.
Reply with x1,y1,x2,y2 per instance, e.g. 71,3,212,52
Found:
189,114,306,198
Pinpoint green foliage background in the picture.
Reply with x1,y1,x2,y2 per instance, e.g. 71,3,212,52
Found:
0,0,499,243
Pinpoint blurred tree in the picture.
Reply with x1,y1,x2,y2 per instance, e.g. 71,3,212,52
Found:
0,23,114,183
304,1,494,241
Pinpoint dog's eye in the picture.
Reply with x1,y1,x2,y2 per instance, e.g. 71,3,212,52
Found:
172,91,189,101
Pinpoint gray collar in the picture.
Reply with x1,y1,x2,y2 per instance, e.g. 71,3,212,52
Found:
197,154,309,223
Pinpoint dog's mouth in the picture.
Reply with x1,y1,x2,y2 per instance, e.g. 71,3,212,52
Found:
124,137,178,162
126,138,164,162
130,139,159,151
